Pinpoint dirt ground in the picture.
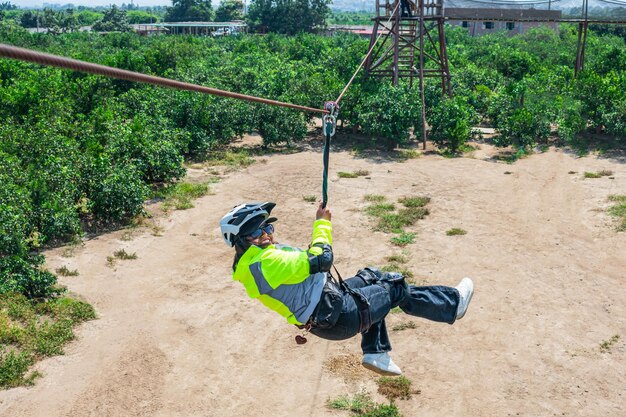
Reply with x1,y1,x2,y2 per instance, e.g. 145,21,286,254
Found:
0,135,624,417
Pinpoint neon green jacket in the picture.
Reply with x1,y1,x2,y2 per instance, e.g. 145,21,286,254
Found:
232,219,333,325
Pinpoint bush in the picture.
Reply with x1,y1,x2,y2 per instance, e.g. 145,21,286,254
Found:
428,96,477,153
0,351,35,388
87,162,148,224
0,255,59,299
0,152,31,256
256,105,308,147
496,107,550,149
356,84,421,150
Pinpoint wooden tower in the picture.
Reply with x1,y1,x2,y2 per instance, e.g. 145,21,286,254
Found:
364,0,451,95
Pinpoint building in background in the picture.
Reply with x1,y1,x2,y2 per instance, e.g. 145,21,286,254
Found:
446,8,562,36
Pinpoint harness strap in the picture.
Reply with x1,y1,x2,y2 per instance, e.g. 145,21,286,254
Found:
331,265,372,334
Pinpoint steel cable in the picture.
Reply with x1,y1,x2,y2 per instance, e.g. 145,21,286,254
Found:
0,43,328,115
334,2,401,104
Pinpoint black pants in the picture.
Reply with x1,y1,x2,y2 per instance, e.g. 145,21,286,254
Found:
310,268,459,353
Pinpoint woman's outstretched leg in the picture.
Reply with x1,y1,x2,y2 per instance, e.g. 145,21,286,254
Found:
398,278,474,324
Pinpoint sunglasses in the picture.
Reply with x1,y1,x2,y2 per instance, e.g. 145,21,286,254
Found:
247,224,274,239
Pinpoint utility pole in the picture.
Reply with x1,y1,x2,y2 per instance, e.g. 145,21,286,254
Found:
575,0,589,77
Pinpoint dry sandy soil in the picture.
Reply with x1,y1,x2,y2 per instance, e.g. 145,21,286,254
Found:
0,135,624,417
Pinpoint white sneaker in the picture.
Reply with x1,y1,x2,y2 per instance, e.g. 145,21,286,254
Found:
362,352,402,376
455,277,474,320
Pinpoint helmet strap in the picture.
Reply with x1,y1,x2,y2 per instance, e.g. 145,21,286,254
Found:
232,237,251,271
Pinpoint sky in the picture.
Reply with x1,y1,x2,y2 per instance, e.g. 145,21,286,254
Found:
9,1,172,7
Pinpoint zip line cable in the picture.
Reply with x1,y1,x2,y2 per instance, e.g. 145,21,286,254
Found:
0,43,328,115
326,4,399,206
335,2,401,104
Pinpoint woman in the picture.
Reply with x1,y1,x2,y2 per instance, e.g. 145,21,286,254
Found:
220,201,473,375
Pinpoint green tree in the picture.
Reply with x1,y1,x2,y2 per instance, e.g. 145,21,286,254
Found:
215,0,244,22
76,10,103,26
165,0,214,22
42,8,60,34
127,10,160,24
246,0,331,34
428,96,477,154
59,9,80,33
355,84,421,150
0,2,16,11
20,10,39,28
92,5,131,32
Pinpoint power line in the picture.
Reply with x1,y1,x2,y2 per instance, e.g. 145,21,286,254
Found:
595,0,626,6
458,0,563,5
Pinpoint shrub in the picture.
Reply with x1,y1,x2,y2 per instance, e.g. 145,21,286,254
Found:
495,107,550,149
356,84,421,150
88,163,148,224
0,351,36,388
429,96,477,153
0,255,59,299
256,106,307,147
0,152,31,256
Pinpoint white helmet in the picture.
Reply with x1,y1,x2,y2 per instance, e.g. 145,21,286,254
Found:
220,202,276,247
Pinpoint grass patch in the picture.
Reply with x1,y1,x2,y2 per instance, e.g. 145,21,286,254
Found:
380,264,414,279
491,147,531,163
385,254,408,264
392,321,416,331
107,249,138,267
364,194,386,203
0,293,95,388
608,195,626,231
364,197,430,243
376,208,429,233
584,171,601,179
302,195,317,203
391,232,416,247
205,149,255,168
327,391,404,417
376,213,409,233
338,171,359,178
599,334,620,353
365,203,396,218
327,390,375,414
446,228,467,236
584,170,612,179
397,148,421,161
339,170,369,179
113,249,137,260
156,182,212,211
55,266,79,277
398,196,430,208
377,375,418,401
